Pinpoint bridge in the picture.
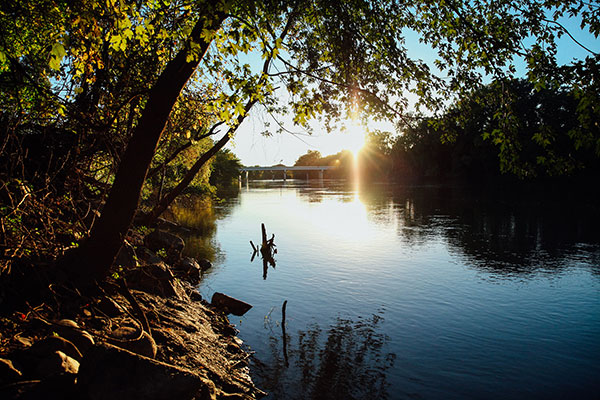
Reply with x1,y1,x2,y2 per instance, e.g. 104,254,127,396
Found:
240,165,336,181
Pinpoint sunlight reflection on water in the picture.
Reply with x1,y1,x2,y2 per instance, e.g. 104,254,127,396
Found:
193,180,600,400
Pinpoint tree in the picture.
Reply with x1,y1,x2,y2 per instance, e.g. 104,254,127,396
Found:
295,150,322,166
209,149,243,187
357,131,395,181
2,0,599,281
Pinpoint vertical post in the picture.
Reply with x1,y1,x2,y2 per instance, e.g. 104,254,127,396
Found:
245,170,249,181
306,172,309,180
283,170,287,182
319,169,324,180
282,300,289,366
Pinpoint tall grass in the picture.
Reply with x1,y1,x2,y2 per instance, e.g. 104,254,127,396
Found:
166,195,217,235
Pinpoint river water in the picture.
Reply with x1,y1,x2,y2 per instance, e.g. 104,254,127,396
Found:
191,180,600,400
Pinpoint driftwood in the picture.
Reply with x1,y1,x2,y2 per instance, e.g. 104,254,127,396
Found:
250,223,277,279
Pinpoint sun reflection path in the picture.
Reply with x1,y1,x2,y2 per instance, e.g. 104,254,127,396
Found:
282,191,394,254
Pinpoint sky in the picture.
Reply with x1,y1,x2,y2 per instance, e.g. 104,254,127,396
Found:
224,15,599,167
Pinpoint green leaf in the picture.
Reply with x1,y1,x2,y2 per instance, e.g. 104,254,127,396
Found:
49,56,61,70
49,42,66,70
51,42,66,59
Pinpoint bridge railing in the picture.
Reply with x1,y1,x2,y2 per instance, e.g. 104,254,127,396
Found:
239,165,337,181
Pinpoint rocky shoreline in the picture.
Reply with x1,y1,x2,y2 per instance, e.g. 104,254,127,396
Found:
0,223,264,400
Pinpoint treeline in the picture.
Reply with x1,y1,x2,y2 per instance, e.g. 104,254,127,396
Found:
1,0,598,285
295,77,600,185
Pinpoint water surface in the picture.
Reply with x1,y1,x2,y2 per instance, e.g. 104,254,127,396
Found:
192,180,600,399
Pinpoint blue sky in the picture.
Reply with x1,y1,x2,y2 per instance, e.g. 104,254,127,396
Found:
226,16,599,167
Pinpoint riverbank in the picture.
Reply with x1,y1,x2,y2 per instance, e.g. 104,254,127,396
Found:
0,222,264,400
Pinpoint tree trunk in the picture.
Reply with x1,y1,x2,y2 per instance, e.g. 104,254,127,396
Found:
71,9,225,282
141,7,297,225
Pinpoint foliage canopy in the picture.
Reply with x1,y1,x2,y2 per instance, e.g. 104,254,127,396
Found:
1,0,598,277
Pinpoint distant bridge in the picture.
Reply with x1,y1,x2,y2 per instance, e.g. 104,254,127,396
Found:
240,165,336,181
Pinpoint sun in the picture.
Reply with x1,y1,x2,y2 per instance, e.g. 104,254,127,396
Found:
343,121,366,157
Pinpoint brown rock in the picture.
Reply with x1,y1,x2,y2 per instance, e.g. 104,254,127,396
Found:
96,296,125,317
198,259,212,271
29,335,83,361
35,350,79,377
174,257,202,283
107,327,157,358
137,246,163,264
211,293,252,316
54,319,95,354
77,343,216,400
124,263,179,298
144,230,185,263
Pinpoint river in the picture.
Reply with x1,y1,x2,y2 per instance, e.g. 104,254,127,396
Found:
187,179,600,400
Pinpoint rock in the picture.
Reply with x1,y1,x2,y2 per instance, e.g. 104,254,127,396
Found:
77,343,217,400
29,336,83,361
54,320,95,354
0,358,22,384
137,247,163,264
198,259,212,272
174,257,202,283
124,263,179,298
210,293,252,316
107,327,157,358
190,291,203,302
13,336,33,348
96,296,124,318
114,240,137,268
56,319,78,329
35,350,79,377
144,230,185,263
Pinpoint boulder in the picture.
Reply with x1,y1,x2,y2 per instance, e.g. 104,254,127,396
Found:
124,263,179,298
190,291,203,302
96,296,125,318
198,259,212,272
144,230,184,263
107,327,157,358
35,350,79,377
136,247,163,264
29,336,83,361
54,320,95,354
174,257,201,283
210,293,252,316
77,343,216,400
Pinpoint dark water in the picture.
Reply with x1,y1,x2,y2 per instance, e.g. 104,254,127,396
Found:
192,180,600,400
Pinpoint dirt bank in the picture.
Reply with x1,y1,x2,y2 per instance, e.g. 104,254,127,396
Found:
0,229,264,400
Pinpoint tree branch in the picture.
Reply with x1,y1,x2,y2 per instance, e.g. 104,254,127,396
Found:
146,120,225,179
